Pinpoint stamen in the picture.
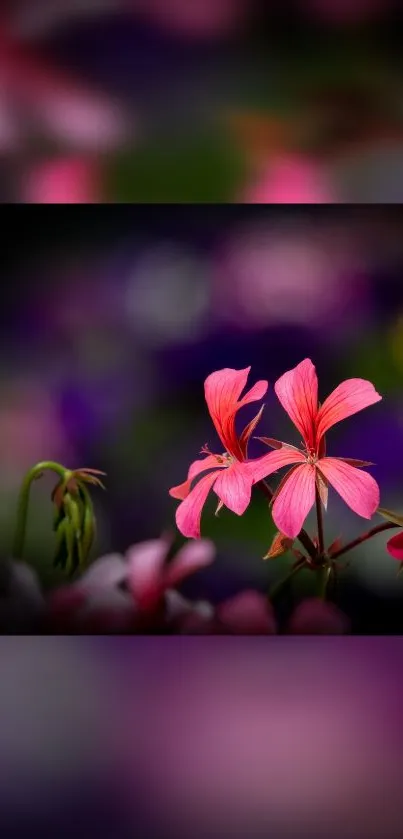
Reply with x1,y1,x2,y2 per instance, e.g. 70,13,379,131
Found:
305,446,318,465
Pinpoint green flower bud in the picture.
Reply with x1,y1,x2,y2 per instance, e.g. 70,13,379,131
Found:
81,504,95,566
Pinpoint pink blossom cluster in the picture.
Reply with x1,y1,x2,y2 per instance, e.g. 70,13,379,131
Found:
169,359,382,540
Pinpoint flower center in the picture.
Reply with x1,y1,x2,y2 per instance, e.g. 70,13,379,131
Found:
201,443,233,467
306,447,318,465
218,451,233,466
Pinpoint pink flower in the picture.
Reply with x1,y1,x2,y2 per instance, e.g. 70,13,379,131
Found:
0,27,130,158
169,367,268,538
47,536,215,632
386,532,403,561
246,359,381,539
23,157,100,204
179,590,349,634
242,155,334,204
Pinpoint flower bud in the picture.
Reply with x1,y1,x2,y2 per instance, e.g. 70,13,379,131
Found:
263,532,294,560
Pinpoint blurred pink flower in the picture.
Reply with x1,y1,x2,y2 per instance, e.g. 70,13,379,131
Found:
23,157,100,204
0,27,130,150
180,589,349,634
248,358,381,538
48,536,215,632
136,0,250,39
242,154,334,204
302,0,389,25
214,220,370,331
386,530,403,561
169,367,268,538
286,597,349,634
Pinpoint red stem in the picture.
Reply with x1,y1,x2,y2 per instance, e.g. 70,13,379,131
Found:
315,484,325,556
331,521,399,560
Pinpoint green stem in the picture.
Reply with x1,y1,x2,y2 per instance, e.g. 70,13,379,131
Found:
315,484,325,556
331,521,399,560
269,558,307,603
13,461,68,560
259,479,318,561
316,564,332,600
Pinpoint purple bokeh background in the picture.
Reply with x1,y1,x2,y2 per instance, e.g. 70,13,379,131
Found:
3,205,403,631
1,637,403,838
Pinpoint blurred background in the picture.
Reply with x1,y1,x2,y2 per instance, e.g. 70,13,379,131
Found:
1,0,403,201
2,204,403,631
2,637,403,839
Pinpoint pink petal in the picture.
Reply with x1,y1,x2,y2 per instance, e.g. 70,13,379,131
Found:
238,379,268,408
169,454,223,500
204,367,251,452
213,462,254,515
242,446,306,485
217,591,277,634
386,532,403,561
272,463,316,539
274,359,318,449
316,378,382,441
175,470,219,539
288,599,350,634
270,463,303,507
80,554,128,593
164,540,216,588
126,539,170,604
204,367,267,459
318,458,379,519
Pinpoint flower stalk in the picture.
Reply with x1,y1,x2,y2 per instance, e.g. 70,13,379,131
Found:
315,484,325,557
317,563,332,600
13,461,105,575
13,461,67,560
269,557,307,603
330,521,399,560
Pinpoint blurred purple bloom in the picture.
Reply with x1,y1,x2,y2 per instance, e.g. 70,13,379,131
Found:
213,221,370,332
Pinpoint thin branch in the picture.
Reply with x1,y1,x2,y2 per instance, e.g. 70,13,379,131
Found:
331,521,399,560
